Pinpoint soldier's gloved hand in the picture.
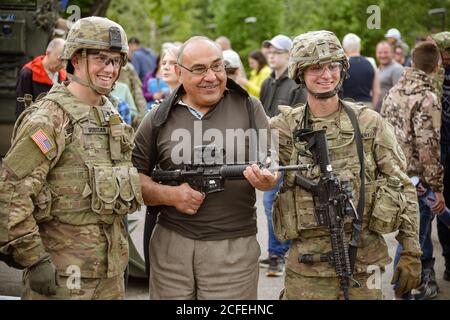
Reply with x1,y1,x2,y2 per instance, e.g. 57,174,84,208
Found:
391,252,421,297
28,258,58,296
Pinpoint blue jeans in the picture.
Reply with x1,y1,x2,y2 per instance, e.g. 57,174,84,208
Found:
263,174,291,258
439,145,450,261
394,188,435,273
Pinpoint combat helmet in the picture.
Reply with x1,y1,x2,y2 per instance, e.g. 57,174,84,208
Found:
288,30,349,99
61,16,128,95
431,31,450,53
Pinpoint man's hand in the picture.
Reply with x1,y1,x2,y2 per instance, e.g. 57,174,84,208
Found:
430,192,446,215
243,164,279,191
28,258,58,296
172,183,205,215
391,252,421,297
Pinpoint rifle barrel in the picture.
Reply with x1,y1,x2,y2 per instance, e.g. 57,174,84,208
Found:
274,164,311,171
220,163,312,178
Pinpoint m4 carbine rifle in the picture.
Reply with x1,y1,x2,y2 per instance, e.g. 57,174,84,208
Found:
152,162,311,194
294,128,361,300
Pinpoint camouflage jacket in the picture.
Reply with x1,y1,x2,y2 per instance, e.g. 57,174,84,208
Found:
432,32,450,53
381,67,444,193
0,83,142,278
270,101,420,277
432,66,445,99
118,62,147,127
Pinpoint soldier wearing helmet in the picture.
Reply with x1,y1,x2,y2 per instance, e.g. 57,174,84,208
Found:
270,30,421,299
0,17,143,299
432,32,450,66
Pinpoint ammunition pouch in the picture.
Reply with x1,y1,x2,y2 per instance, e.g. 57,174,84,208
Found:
33,184,54,224
368,177,406,234
89,164,143,216
272,188,299,241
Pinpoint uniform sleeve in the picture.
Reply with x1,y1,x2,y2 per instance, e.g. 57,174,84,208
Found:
269,107,295,166
413,92,444,192
0,101,67,268
392,65,404,86
128,65,147,124
372,113,421,255
379,87,393,117
132,107,157,174
124,85,138,120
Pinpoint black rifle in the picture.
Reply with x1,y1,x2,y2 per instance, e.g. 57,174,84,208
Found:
152,162,311,194
293,128,361,300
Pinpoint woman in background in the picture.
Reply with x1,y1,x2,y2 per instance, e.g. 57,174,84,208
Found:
143,55,169,111
236,50,271,99
160,45,180,93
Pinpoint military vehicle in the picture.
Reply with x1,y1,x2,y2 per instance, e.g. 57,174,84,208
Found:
0,0,59,156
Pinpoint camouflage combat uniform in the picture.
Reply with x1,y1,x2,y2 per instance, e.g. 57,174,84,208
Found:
270,30,421,300
0,17,143,300
430,31,450,100
432,67,445,100
118,62,147,128
381,67,444,192
271,102,420,299
432,32,450,60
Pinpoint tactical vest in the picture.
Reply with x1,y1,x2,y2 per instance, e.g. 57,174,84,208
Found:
33,89,143,226
273,101,406,241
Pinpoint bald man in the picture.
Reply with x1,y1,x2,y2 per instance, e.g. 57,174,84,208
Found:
16,38,67,118
132,36,277,299
215,36,247,79
215,36,231,51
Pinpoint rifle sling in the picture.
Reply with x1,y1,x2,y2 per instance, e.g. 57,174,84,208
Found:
341,101,365,273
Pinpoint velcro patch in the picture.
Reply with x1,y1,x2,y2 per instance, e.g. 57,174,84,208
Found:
31,129,54,155
83,126,109,135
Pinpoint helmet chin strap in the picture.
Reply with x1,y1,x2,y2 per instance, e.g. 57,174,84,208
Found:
69,49,119,96
68,73,114,95
306,87,338,99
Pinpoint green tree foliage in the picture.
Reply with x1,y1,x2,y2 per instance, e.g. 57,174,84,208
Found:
283,0,450,57
61,0,110,17
106,0,216,52
212,0,284,67
68,0,449,61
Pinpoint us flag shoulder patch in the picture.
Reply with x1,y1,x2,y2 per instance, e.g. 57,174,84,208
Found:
31,129,54,155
